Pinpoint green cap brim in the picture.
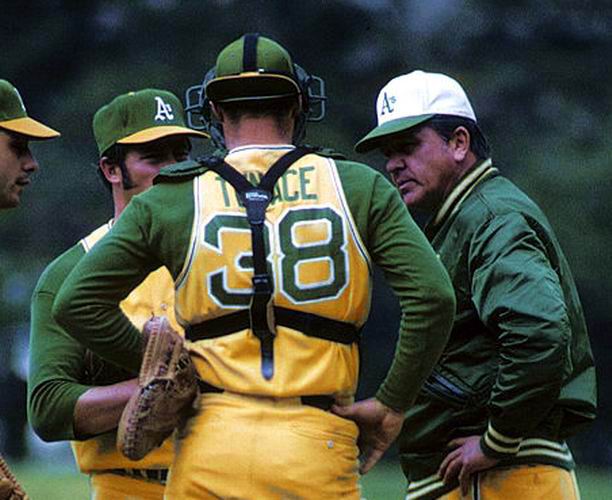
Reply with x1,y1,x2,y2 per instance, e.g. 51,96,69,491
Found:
206,72,300,103
117,125,209,145
0,116,60,140
354,114,434,153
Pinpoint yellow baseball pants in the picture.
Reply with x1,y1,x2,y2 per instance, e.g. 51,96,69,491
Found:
440,465,580,500
164,392,361,499
90,472,165,499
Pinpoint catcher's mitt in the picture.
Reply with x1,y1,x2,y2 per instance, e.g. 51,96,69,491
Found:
0,454,27,500
117,316,198,461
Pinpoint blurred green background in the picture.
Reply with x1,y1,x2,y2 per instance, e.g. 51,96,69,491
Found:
1,0,611,496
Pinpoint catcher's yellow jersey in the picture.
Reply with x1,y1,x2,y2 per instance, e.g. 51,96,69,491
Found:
175,146,372,399
72,221,181,472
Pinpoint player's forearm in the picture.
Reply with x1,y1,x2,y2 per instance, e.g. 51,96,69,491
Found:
376,283,455,411
73,378,139,439
53,258,145,373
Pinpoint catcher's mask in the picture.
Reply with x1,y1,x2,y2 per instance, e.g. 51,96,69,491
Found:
185,33,326,150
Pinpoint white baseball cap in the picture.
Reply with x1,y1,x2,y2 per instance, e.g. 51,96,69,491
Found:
355,70,476,153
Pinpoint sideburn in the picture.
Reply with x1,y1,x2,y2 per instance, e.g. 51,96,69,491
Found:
119,161,136,190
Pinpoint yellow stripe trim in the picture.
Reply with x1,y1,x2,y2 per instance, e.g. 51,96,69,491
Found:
175,176,202,291
431,159,495,228
488,422,521,444
406,479,446,499
515,448,573,461
327,157,372,271
408,473,442,489
520,438,565,451
484,433,520,453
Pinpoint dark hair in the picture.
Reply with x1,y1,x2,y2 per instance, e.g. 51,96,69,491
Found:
427,114,490,160
216,96,299,127
96,143,134,193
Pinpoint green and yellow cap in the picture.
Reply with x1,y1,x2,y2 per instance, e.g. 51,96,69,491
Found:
93,89,209,155
205,33,301,103
355,71,477,153
0,79,60,139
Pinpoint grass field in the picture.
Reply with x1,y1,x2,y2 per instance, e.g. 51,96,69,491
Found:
12,461,612,499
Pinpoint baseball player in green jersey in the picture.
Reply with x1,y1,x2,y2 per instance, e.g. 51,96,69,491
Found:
355,70,597,499
52,35,455,499
0,79,59,209
28,89,208,500
0,78,59,500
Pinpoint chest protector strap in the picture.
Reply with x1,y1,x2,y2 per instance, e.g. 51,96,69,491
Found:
200,147,313,380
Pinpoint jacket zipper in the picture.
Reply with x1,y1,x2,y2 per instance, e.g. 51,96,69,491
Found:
423,372,470,407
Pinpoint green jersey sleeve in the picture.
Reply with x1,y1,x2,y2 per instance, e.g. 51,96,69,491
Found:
53,182,195,372
28,245,92,441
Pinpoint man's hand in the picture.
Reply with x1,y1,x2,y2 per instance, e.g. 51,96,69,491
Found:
438,436,499,495
332,397,404,475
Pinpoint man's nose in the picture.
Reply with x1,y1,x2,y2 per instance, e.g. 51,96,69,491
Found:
23,152,39,174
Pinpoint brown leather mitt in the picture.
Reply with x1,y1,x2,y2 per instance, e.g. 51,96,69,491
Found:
0,454,28,500
117,316,198,461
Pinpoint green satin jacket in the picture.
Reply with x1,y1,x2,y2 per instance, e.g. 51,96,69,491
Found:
402,160,597,500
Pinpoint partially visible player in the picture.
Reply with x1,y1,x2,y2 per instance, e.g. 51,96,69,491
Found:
1,78,59,500
28,89,208,499
53,35,455,499
354,70,597,499
0,79,59,210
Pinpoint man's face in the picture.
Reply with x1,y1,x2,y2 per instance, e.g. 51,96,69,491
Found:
122,136,191,196
0,130,39,209
383,126,460,213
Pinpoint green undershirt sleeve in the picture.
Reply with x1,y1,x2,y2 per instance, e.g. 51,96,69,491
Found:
28,245,91,441
53,182,195,373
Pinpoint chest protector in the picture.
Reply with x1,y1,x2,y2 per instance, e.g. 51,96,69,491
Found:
175,146,371,396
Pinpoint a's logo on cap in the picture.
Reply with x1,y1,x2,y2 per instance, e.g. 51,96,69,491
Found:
154,96,174,121
380,92,396,116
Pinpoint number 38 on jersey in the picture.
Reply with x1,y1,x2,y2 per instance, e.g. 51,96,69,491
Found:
202,206,347,307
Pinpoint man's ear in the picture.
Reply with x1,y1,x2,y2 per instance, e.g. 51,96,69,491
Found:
99,157,122,185
449,126,471,162
292,95,303,119
210,102,223,122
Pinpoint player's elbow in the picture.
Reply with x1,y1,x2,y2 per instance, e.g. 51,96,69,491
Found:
51,286,77,335
28,393,61,443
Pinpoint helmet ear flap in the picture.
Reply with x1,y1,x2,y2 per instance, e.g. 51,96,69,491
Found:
185,67,227,151
291,64,326,145
293,64,326,123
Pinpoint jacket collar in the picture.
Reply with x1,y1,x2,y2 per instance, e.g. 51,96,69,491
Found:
426,158,497,237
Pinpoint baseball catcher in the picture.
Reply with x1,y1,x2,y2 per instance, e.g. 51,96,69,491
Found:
53,33,455,498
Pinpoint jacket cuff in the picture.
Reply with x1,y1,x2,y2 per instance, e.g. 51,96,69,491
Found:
480,422,522,459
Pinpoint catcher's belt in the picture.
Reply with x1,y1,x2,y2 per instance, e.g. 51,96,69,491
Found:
197,379,336,412
186,306,360,346
106,468,168,485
